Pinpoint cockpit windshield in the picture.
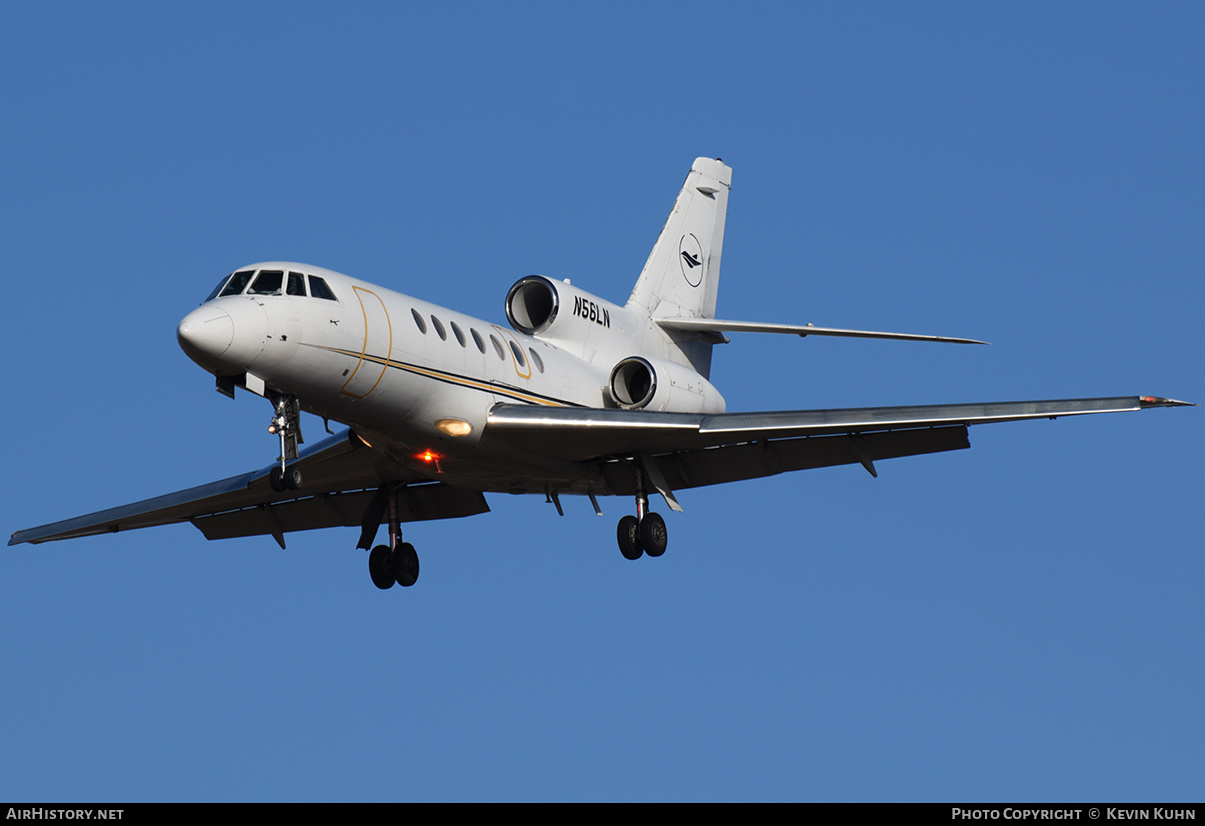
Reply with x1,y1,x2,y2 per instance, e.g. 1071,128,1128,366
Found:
205,274,232,303
248,270,284,295
308,275,337,300
286,272,306,296
204,268,338,302
217,270,255,299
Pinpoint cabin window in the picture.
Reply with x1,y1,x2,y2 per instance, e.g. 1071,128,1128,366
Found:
528,347,544,373
287,272,307,296
412,309,427,334
308,275,338,301
431,315,447,341
450,321,466,347
218,270,256,298
490,335,506,360
471,328,486,353
508,340,526,367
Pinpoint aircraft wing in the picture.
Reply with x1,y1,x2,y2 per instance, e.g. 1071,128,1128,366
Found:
8,430,489,548
12,396,1188,547
485,395,1191,496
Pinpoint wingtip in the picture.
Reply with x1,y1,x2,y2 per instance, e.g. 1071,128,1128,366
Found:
1139,396,1196,408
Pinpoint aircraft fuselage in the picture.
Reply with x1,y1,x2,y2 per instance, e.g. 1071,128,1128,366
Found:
176,262,675,494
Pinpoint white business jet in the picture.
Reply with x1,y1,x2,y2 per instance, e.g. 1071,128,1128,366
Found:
9,158,1190,589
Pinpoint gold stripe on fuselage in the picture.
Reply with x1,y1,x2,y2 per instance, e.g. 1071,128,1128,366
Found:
306,344,573,408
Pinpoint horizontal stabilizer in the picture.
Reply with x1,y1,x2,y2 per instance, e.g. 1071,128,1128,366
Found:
657,317,988,345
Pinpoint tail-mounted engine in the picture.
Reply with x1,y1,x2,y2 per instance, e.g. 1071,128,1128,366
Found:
506,274,627,337
608,356,725,414
505,275,561,335
505,275,727,411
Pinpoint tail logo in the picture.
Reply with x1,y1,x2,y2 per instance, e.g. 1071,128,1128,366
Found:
678,234,704,287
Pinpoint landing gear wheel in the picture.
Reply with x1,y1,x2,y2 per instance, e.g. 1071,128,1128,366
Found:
394,542,420,587
369,545,395,589
617,515,643,560
639,512,667,557
269,466,303,492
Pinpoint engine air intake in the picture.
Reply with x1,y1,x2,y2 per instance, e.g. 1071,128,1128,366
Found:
505,275,558,335
609,357,656,409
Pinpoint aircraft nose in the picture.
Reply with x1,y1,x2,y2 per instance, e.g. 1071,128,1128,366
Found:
178,305,234,362
178,300,269,373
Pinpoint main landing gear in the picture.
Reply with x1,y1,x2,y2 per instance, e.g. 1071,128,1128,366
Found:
369,541,420,589
267,393,303,492
365,485,420,589
616,470,668,560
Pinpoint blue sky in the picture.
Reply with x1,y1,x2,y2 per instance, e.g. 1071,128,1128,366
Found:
1,2,1201,802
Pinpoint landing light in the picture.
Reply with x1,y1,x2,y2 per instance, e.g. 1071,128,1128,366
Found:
434,418,473,437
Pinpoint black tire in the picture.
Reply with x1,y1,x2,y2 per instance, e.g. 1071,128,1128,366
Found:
285,467,303,490
617,515,643,560
639,512,667,557
369,545,395,589
269,467,287,493
395,542,420,587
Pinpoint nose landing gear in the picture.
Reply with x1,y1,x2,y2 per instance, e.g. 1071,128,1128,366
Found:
267,393,303,492
269,465,303,492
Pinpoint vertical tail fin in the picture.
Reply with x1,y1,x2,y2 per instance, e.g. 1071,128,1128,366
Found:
627,157,732,376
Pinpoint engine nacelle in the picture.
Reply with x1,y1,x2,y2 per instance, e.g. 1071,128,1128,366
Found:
506,275,559,334
608,356,725,414
505,274,628,336
506,273,645,342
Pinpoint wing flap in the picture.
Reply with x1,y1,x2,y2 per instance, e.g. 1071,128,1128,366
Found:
596,426,971,494
192,484,489,541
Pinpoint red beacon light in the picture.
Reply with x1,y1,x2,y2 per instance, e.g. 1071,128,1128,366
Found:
416,449,442,472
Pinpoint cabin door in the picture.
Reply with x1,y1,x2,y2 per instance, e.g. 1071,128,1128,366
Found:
340,287,392,399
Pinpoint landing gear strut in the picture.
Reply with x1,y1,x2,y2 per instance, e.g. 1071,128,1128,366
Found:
616,466,667,560
367,484,420,589
267,393,303,492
